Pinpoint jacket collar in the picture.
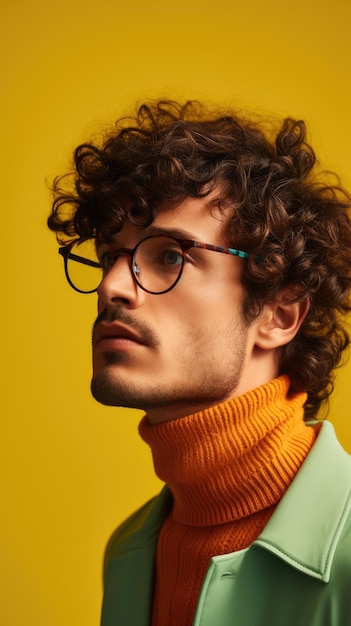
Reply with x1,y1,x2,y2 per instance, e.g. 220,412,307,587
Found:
109,422,351,584
254,421,351,582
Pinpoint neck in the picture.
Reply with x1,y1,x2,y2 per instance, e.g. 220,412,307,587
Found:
139,376,317,525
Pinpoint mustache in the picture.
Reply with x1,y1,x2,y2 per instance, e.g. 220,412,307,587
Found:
92,307,160,348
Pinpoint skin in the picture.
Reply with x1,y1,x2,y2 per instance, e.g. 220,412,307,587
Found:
91,192,308,424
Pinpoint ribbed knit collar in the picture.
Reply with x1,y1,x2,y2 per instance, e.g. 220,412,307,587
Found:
139,376,316,526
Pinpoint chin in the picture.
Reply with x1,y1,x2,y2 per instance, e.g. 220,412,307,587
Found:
90,370,140,409
91,371,119,406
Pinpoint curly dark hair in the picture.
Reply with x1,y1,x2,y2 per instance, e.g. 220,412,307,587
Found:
48,100,351,418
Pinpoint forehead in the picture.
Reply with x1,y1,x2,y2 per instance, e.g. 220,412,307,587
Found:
107,192,231,245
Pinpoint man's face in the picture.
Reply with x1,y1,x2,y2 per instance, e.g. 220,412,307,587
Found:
91,193,266,423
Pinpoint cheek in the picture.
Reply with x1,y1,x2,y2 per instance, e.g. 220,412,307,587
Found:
157,300,233,343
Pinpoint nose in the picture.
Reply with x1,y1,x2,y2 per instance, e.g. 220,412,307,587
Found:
97,253,144,309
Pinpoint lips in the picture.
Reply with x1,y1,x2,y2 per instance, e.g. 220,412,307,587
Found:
93,322,147,347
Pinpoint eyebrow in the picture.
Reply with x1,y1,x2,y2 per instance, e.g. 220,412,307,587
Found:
142,225,199,241
101,225,206,247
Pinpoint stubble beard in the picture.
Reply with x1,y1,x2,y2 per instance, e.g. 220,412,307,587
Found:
91,351,156,410
90,324,249,416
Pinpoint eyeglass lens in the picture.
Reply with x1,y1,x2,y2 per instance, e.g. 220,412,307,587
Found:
66,237,185,294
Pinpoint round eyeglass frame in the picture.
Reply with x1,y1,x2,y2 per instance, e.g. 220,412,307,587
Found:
58,234,258,295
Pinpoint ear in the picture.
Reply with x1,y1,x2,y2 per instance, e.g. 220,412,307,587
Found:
254,289,310,350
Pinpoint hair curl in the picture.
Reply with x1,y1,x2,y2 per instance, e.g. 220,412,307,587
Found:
48,100,351,418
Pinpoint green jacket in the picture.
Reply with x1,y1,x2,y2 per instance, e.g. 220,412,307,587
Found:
101,421,351,625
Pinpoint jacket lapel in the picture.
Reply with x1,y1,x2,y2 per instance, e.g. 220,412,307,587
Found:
101,486,172,625
254,421,351,581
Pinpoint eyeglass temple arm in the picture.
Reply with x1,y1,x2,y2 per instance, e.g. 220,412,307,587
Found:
228,247,261,263
228,247,250,259
58,248,101,268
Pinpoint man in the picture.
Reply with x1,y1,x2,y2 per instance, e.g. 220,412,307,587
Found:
49,100,351,625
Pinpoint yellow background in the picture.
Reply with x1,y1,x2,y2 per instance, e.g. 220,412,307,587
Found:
1,1,350,624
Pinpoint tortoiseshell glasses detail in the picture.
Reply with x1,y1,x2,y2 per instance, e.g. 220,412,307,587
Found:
58,235,258,295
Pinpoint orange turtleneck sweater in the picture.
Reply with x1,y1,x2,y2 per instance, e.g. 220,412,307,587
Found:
138,376,317,626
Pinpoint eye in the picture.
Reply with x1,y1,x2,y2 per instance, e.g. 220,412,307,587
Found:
162,249,183,266
98,250,115,271
137,237,185,274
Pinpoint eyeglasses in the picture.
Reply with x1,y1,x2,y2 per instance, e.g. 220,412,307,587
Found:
58,235,256,295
